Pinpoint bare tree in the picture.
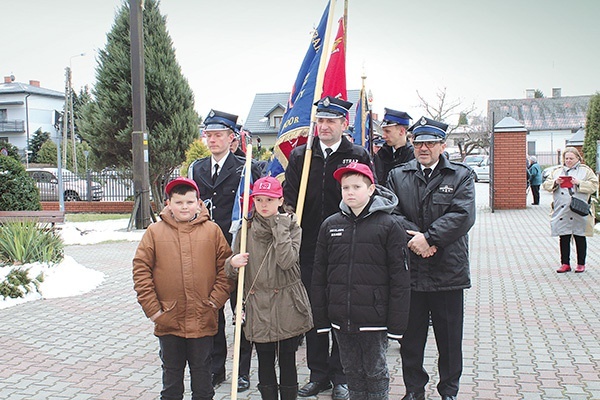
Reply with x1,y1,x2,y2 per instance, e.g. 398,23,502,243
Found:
453,114,490,157
416,87,488,157
416,87,474,125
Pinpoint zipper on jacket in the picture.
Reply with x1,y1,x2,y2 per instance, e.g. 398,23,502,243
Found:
346,218,358,331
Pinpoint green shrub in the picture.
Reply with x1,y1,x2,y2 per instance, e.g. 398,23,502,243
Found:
0,267,43,299
0,155,41,211
0,221,63,264
181,139,211,175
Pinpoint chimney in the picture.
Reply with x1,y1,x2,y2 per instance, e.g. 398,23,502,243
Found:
552,88,562,98
4,76,11,83
525,89,535,99
29,80,40,87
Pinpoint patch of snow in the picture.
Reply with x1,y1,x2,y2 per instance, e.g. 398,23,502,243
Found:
1,218,146,309
60,218,146,245
0,256,104,309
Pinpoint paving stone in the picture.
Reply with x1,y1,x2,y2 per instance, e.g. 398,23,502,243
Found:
1,186,599,398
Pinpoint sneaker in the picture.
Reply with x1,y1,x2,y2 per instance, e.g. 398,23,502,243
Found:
575,264,586,273
556,264,571,273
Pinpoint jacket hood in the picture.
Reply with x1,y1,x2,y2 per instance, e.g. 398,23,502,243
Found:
159,201,211,228
339,184,398,216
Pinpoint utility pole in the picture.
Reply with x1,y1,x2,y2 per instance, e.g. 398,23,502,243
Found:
62,67,70,168
128,0,152,229
69,74,77,175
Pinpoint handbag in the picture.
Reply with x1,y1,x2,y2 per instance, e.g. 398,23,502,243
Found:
568,188,590,216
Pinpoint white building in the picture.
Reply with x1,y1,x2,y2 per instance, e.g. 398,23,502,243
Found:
0,76,64,158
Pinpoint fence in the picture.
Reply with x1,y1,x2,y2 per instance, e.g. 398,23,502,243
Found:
532,151,562,167
31,169,181,203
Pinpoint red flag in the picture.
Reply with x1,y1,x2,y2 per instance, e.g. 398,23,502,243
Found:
322,17,347,102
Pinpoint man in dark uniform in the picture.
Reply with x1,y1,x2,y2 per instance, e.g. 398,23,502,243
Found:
386,117,476,400
374,108,414,183
284,96,373,400
188,110,262,392
231,124,246,158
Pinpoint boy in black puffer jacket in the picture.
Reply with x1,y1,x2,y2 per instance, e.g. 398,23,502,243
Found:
311,162,411,400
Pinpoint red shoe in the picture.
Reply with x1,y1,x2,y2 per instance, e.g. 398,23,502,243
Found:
557,264,571,273
575,264,585,273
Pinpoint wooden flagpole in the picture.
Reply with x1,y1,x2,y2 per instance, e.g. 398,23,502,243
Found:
295,0,338,225
230,143,252,400
360,72,366,148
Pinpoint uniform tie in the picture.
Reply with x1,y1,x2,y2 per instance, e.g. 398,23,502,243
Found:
324,148,333,158
212,164,219,184
423,167,432,183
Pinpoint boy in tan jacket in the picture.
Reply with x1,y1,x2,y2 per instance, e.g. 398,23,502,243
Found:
133,177,233,400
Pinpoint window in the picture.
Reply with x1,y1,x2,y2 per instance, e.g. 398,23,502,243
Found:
273,115,282,129
0,109,6,121
527,141,536,156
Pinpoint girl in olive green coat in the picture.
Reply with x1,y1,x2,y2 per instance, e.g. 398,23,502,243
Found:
226,176,313,400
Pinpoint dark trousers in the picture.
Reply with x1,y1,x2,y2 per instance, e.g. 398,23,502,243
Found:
334,331,389,400
560,234,587,265
301,260,345,385
400,290,464,397
211,288,252,378
531,185,540,204
158,335,213,400
255,336,301,386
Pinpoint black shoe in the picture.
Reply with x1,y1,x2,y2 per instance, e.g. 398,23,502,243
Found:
442,396,457,400
237,375,250,392
402,393,425,400
298,381,332,397
332,383,349,400
211,372,226,387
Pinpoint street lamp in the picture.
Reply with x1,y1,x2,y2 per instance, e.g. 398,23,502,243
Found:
83,150,89,171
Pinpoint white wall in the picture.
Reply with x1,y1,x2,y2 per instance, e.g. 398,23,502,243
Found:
0,93,62,151
526,129,572,153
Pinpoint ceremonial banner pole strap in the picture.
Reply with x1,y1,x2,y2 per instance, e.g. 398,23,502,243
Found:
295,0,337,226
230,144,252,400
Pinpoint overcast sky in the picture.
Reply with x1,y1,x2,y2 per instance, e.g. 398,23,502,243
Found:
4,0,600,125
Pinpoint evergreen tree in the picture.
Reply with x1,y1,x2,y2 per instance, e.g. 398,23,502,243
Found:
79,0,198,206
29,128,50,163
73,86,92,142
0,140,21,162
36,140,91,173
583,92,600,171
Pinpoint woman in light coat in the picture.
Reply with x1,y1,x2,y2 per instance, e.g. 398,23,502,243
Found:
542,147,598,273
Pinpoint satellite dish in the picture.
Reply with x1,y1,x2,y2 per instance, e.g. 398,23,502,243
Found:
10,74,15,82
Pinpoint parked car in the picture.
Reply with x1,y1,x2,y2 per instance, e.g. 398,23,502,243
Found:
542,164,562,181
472,156,490,182
98,168,134,201
26,168,103,201
463,154,488,167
